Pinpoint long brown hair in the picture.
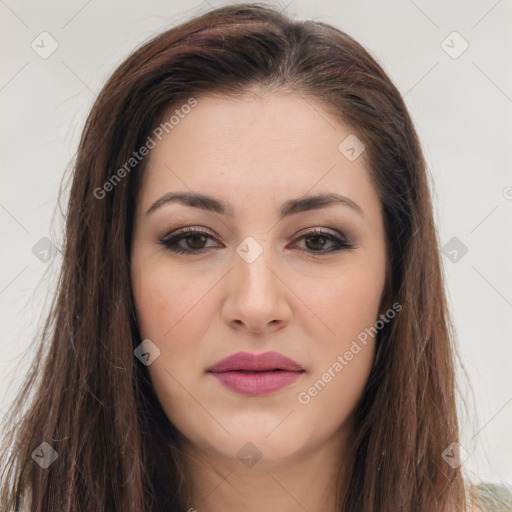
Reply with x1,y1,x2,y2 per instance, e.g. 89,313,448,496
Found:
1,3,475,510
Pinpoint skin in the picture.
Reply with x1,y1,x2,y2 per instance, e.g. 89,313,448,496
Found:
130,90,387,512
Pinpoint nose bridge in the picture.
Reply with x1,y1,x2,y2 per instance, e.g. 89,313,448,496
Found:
234,234,276,297
223,233,290,333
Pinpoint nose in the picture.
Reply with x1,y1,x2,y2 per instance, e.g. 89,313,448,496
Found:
221,238,292,335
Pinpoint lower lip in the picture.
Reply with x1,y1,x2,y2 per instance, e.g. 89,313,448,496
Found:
209,370,304,396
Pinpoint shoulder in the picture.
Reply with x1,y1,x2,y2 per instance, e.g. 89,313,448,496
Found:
468,482,512,512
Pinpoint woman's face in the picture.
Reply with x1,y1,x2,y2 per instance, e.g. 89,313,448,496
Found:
130,91,387,469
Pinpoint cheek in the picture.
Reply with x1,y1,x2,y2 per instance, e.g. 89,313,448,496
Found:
293,259,384,413
132,258,208,339
296,260,384,345
131,259,219,390
131,266,212,417
294,309,378,435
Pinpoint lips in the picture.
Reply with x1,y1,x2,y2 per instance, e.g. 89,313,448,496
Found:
207,351,304,373
207,351,305,396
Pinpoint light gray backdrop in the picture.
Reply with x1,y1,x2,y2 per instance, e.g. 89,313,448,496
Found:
1,0,511,486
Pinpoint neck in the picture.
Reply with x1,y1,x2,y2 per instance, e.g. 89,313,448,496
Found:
178,425,353,512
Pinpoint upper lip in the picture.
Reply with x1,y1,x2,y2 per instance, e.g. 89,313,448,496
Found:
207,351,304,373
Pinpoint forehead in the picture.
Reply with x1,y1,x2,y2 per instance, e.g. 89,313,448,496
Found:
138,92,379,220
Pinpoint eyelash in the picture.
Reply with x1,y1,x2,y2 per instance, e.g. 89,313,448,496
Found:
158,226,354,256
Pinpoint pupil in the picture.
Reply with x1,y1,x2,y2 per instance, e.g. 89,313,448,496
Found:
307,236,325,250
188,235,206,249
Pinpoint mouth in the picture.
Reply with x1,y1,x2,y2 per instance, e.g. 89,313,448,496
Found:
207,351,305,396
226,369,292,373
209,369,304,396
207,350,304,373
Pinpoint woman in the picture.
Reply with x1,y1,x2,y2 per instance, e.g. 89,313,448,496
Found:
0,3,509,511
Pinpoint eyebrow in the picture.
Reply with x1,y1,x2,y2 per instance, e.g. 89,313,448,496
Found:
145,191,364,219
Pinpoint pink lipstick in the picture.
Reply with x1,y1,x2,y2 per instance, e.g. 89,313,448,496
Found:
207,351,305,396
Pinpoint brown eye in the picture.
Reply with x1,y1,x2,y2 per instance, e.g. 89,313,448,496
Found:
294,228,353,254
186,234,208,250
159,227,353,256
159,228,220,254
304,234,333,251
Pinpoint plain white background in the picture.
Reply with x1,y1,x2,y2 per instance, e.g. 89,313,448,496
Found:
1,0,511,486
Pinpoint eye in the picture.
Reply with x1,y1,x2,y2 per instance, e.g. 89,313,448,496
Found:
159,226,220,254
158,226,353,255
291,227,353,255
